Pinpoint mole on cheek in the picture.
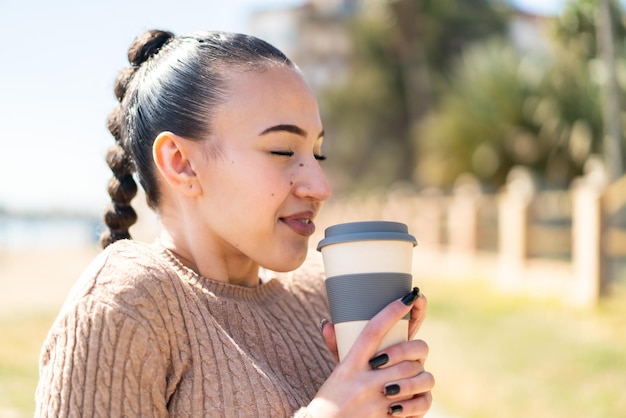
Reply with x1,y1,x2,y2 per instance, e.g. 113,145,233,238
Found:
289,181,294,186
299,163,304,167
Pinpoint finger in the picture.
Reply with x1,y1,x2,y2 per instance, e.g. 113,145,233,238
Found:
388,390,433,417
377,339,429,370
383,370,435,400
376,359,424,388
351,288,420,363
408,294,427,340
320,318,339,362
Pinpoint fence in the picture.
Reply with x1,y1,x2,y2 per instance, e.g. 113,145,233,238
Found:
313,166,626,308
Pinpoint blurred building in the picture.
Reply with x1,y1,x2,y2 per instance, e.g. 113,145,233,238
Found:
249,0,550,93
248,0,360,91
508,9,551,56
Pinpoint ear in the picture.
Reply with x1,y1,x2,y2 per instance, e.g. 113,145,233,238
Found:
153,131,202,197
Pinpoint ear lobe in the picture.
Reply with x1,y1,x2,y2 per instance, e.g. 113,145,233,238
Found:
153,131,202,197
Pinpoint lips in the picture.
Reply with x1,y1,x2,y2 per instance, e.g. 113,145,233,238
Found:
280,211,316,236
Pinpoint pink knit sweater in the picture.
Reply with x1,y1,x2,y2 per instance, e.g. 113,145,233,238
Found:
35,240,335,417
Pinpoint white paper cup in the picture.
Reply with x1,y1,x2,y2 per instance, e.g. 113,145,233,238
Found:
317,221,417,361
334,320,408,362
320,239,414,277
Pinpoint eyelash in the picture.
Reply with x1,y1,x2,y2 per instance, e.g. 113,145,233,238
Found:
271,151,327,161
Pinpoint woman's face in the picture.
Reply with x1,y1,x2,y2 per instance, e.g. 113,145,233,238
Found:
191,65,331,272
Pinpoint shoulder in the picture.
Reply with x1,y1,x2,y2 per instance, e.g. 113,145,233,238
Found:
43,240,190,361
37,243,180,414
58,240,180,321
95,239,170,281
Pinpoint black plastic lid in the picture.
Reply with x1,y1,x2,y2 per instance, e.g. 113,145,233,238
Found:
317,221,417,251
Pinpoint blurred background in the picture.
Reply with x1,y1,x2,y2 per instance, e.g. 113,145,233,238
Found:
2,0,626,417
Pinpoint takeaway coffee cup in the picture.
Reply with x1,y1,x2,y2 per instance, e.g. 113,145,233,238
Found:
317,221,417,361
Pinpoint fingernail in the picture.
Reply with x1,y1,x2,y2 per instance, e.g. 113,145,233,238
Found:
319,318,328,332
368,353,389,369
389,404,403,415
401,287,420,306
384,383,401,396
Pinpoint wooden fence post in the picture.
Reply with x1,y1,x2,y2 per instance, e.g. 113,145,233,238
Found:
497,167,535,289
413,188,444,252
447,175,481,254
570,170,606,307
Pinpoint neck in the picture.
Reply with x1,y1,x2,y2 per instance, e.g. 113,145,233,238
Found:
158,230,261,288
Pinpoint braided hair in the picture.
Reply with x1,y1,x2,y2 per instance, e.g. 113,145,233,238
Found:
100,30,293,248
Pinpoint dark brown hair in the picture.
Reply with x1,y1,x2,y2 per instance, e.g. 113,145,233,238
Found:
100,30,293,248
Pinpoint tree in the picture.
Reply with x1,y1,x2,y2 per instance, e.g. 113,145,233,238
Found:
414,0,626,190
414,37,603,190
319,0,509,193
555,0,626,181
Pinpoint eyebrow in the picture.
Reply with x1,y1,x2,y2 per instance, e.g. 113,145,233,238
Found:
260,124,324,139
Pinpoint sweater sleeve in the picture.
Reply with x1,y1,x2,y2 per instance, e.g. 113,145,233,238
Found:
35,297,170,418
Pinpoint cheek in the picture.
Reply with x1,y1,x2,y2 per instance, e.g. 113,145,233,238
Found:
260,167,295,196
222,156,294,204
266,180,292,199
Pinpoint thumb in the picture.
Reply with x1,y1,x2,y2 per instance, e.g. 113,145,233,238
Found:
320,319,339,363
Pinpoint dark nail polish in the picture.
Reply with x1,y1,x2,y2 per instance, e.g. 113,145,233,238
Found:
401,287,420,306
368,353,389,369
389,404,403,415
384,383,401,396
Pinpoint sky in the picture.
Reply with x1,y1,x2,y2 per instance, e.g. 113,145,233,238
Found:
0,0,567,214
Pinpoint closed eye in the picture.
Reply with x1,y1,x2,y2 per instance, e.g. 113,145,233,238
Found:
271,151,294,157
271,150,326,161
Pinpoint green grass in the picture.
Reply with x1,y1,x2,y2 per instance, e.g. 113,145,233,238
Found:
2,281,626,418
419,278,626,418
0,312,55,418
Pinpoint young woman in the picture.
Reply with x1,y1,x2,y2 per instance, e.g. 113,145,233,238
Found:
35,30,434,417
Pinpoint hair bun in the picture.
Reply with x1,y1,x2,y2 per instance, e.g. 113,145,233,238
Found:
107,107,124,142
113,67,134,102
128,29,175,67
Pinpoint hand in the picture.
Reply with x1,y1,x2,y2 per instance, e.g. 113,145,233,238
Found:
320,290,428,362
310,289,434,417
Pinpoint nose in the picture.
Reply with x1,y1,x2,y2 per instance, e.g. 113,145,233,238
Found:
293,158,332,202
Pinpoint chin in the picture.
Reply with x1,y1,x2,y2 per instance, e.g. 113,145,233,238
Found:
268,245,308,272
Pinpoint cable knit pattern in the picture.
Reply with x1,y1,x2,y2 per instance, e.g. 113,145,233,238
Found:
35,240,335,417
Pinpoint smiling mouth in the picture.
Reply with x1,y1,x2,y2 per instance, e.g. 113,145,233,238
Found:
280,216,316,236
